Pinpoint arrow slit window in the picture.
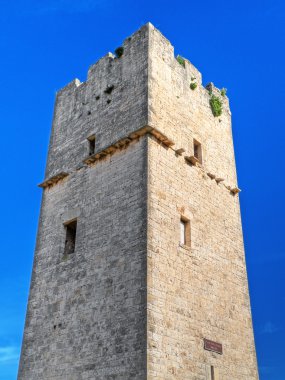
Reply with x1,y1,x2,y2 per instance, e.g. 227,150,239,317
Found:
194,139,202,164
180,217,191,247
88,135,96,156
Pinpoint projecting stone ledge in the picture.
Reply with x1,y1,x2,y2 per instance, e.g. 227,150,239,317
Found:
83,125,174,165
38,172,69,188
184,155,200,166
230,186,241,195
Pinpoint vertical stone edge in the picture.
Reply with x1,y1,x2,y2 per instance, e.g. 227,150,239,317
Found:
17,191,47,379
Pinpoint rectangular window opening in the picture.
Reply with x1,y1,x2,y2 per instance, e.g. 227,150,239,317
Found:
180,217,191,247
64,219,77,255
88,135,96,156
193,139,202,164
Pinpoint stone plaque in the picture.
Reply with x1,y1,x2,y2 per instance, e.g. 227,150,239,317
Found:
204,338,223,354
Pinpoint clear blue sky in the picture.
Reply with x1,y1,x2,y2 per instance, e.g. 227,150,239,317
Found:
0,1,284,379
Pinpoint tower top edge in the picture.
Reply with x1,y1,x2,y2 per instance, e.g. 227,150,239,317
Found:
56,22,227,100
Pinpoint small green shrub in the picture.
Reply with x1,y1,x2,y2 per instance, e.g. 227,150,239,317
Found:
209,95,223,117
115,47,124,58
221,88,227,97
176,55,185,67
190,82,197,90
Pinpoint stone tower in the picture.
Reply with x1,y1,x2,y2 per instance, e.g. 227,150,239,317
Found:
18,23,259,380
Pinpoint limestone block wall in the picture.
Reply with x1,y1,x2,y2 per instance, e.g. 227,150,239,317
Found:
148,24,237,187
18,137,148,380
146,136,258,379
146,25,258,380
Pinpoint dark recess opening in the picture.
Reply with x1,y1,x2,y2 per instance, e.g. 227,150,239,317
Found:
88,135,95,156
180,217,191,247
64,219,77,255
104,85,114,94
193,139,202,164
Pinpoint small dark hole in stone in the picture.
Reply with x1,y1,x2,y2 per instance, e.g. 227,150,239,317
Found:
107,99,111,104
115,47,124,58
104,85,114,95
95,96,100,100
53,325,56,330
88,111,91,115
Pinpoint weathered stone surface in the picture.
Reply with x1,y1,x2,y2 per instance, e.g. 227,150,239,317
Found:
18,23,259,380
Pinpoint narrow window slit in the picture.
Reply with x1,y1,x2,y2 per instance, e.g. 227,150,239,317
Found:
193,139,202,164
88,135,95,156
64,219,77,255
180,217,191,247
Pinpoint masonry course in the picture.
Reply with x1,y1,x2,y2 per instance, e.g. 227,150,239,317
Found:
18,23,259,380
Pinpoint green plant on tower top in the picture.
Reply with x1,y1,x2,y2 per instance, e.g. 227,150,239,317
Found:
209,95,223,117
